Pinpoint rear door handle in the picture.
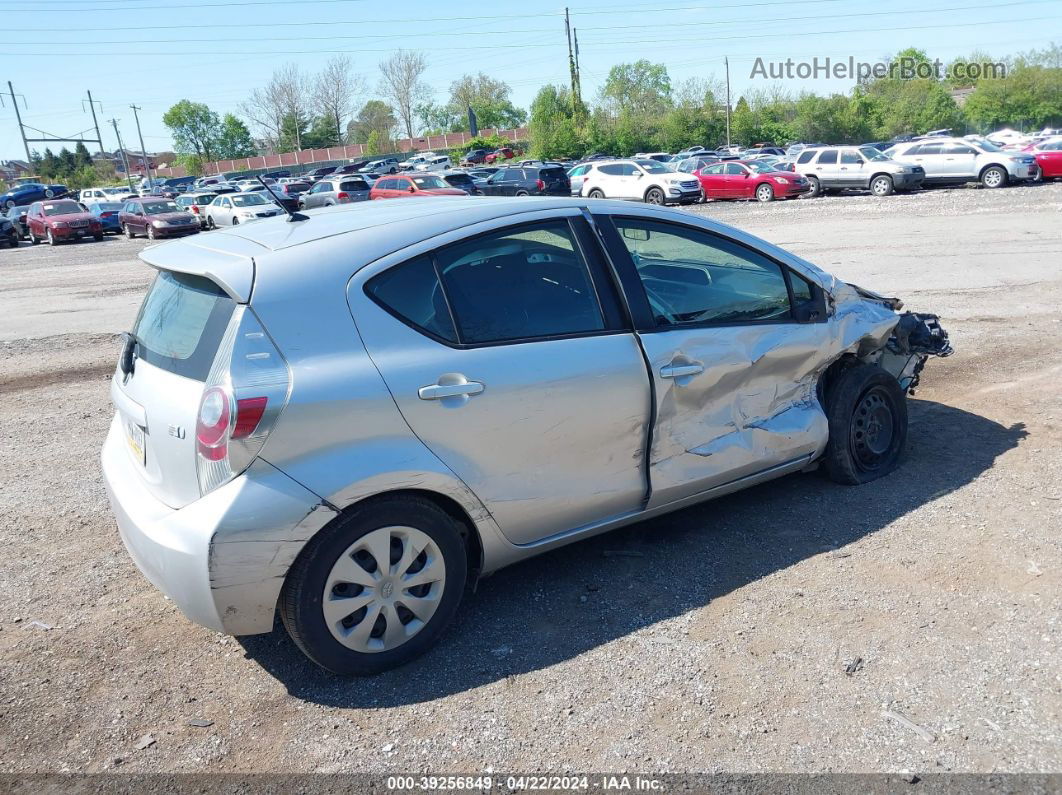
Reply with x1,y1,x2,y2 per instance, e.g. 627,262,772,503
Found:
660,363,703,379
418,381,484,400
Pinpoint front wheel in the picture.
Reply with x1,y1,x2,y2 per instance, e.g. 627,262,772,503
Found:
870,175,894,196
147,225,157,240
755,183,774,202
981,166,1007,189
822,364,908,485
93,233,103,241
280,494,468,675
124,224,135,239
29,230,38,245
644,187,665,205
47,229,57,245
805,176,822,197
206,216,216,229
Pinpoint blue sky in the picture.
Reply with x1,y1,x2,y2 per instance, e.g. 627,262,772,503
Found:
2,0,1060,162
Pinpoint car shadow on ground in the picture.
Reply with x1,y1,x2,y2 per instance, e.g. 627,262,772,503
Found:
238,399,1026,705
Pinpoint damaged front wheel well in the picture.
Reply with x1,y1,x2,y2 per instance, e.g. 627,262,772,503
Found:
818,353,862,408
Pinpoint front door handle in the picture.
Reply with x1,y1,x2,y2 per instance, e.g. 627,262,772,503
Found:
418,380,484,400
660,363,703,379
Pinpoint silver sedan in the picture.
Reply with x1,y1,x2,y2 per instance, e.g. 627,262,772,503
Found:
204,192,283,227
102,197,951,675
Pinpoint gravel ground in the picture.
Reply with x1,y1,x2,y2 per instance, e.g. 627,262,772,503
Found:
0,183,1060,775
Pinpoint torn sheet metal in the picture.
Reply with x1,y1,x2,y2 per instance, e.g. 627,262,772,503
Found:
642,283,946,508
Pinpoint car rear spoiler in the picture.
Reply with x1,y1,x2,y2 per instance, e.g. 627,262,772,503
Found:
138,235,261,303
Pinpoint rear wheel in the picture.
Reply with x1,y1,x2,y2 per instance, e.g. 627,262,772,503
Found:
587,188,605,199
822,364,908,485
1029,166,1043,184
870,174,894,196
980,165,1007,189
515,190,529,196
280,494,468,675
805,176,822,197
755,183,774,202
644,187,665,204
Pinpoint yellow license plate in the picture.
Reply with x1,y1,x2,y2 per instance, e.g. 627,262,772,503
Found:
126,421,145,466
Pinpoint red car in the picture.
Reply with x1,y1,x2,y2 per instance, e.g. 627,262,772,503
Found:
25,199,103,245
1024,137,1062,180
118,196,200,240
369,174,467,200
695,160,810,202
484,147,515,164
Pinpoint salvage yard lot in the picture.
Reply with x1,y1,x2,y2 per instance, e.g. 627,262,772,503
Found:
1,184,1060,773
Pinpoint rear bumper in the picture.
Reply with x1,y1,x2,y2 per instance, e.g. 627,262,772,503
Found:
101,415,338,635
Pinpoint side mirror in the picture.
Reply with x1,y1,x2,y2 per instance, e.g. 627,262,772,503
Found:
743,172,751,178
634,172,644,178
408,185,416,193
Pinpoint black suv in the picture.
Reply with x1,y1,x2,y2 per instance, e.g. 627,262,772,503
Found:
480,165,570,197
439,171,482,195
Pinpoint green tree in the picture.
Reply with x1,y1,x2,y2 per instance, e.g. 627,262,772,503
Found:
175,153,204,177
365,130,382,155
347,100,397,145
216,114,256,159
529,84,585,160
162,100,221,161
601,60,672,116
445,73,527,131
74,142,92,168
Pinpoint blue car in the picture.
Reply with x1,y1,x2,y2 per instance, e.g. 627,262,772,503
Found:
1,182,70,210
85,201,123,234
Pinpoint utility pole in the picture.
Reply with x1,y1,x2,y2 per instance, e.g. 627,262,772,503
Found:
573,28,582,106
85,90,104,157
725,57,732,149
129,104,154,188
109,118,135,192
7,82,33,164
564,8,583,117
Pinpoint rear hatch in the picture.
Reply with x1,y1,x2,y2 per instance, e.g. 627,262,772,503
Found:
110,236,288,509
539,167,570,194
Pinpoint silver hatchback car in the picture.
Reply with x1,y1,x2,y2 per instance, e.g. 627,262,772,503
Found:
102,198,951,675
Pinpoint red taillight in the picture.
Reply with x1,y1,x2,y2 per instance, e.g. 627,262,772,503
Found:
337,192,349,200
101,212,115,218
536,179,545,190
196,386,231,461
190,205,200,214
233,397,268,439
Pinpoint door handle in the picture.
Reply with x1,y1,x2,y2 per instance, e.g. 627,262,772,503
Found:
660,363,703,379
418,380,484,400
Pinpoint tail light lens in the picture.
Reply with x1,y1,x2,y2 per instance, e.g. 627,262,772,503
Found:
337,192,349,200
536,179,545,190
190,205,200,214
195,306,290,496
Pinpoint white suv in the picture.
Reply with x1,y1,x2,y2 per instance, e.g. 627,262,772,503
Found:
579,159,702,205
887,137,1036,188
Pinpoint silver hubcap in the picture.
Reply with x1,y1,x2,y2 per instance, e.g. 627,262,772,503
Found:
757,186,771,200
984,170,1003,187
322,526,445,654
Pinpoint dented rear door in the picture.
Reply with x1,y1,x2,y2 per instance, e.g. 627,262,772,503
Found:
599,214,834,506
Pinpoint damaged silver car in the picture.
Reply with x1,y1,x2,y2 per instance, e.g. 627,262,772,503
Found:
101,197,951,675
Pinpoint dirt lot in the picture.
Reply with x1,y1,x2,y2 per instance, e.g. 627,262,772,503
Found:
1,184,1060,775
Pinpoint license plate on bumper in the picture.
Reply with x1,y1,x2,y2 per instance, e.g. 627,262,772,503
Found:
125,420,145,466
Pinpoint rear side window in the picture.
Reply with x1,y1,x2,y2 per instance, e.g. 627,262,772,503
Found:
540,168,566,181
366,256,457,342
436,220,604,344
133,271,234,380
797,150,816,163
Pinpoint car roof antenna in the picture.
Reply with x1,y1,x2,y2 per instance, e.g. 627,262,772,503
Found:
256,176,308,222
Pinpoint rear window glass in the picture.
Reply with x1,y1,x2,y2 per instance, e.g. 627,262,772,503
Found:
133,271,234,380
366,256,457,343
340,180,367,191
540,168,566,180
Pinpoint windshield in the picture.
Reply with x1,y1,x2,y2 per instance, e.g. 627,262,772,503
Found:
412,175,448,189
43,202,82,216
231,194,270,207
144,201,180,214
636,160,670,174
746,161,779,174
860,147,889,161
95,202,123,211
975,139,1003,152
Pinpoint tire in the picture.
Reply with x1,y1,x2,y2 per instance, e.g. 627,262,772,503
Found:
1029,167,1043,184
755,183,774,203
47,229,56,246
4,199,14,210
147,225,157,240
644,187,665,205
280,494,469,676
231,217,239,225
822,364,908,485
870,174,894,197
805,176,822,197
29,230,38,245
44,188,55,199
515,190,529,197
587,188,605,199
124,224,135,239
206,216,216,230
980,165,1007,189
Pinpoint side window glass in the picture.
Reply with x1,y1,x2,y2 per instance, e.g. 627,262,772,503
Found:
797,150,816,164
613,219,792,327
817,150,838,164
840,150,862,164
366,255,458,343
918,142,944,155
704,164,725,175
724,163,745,175
435,220,605,344
599,164,622,176
790,272,814,303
